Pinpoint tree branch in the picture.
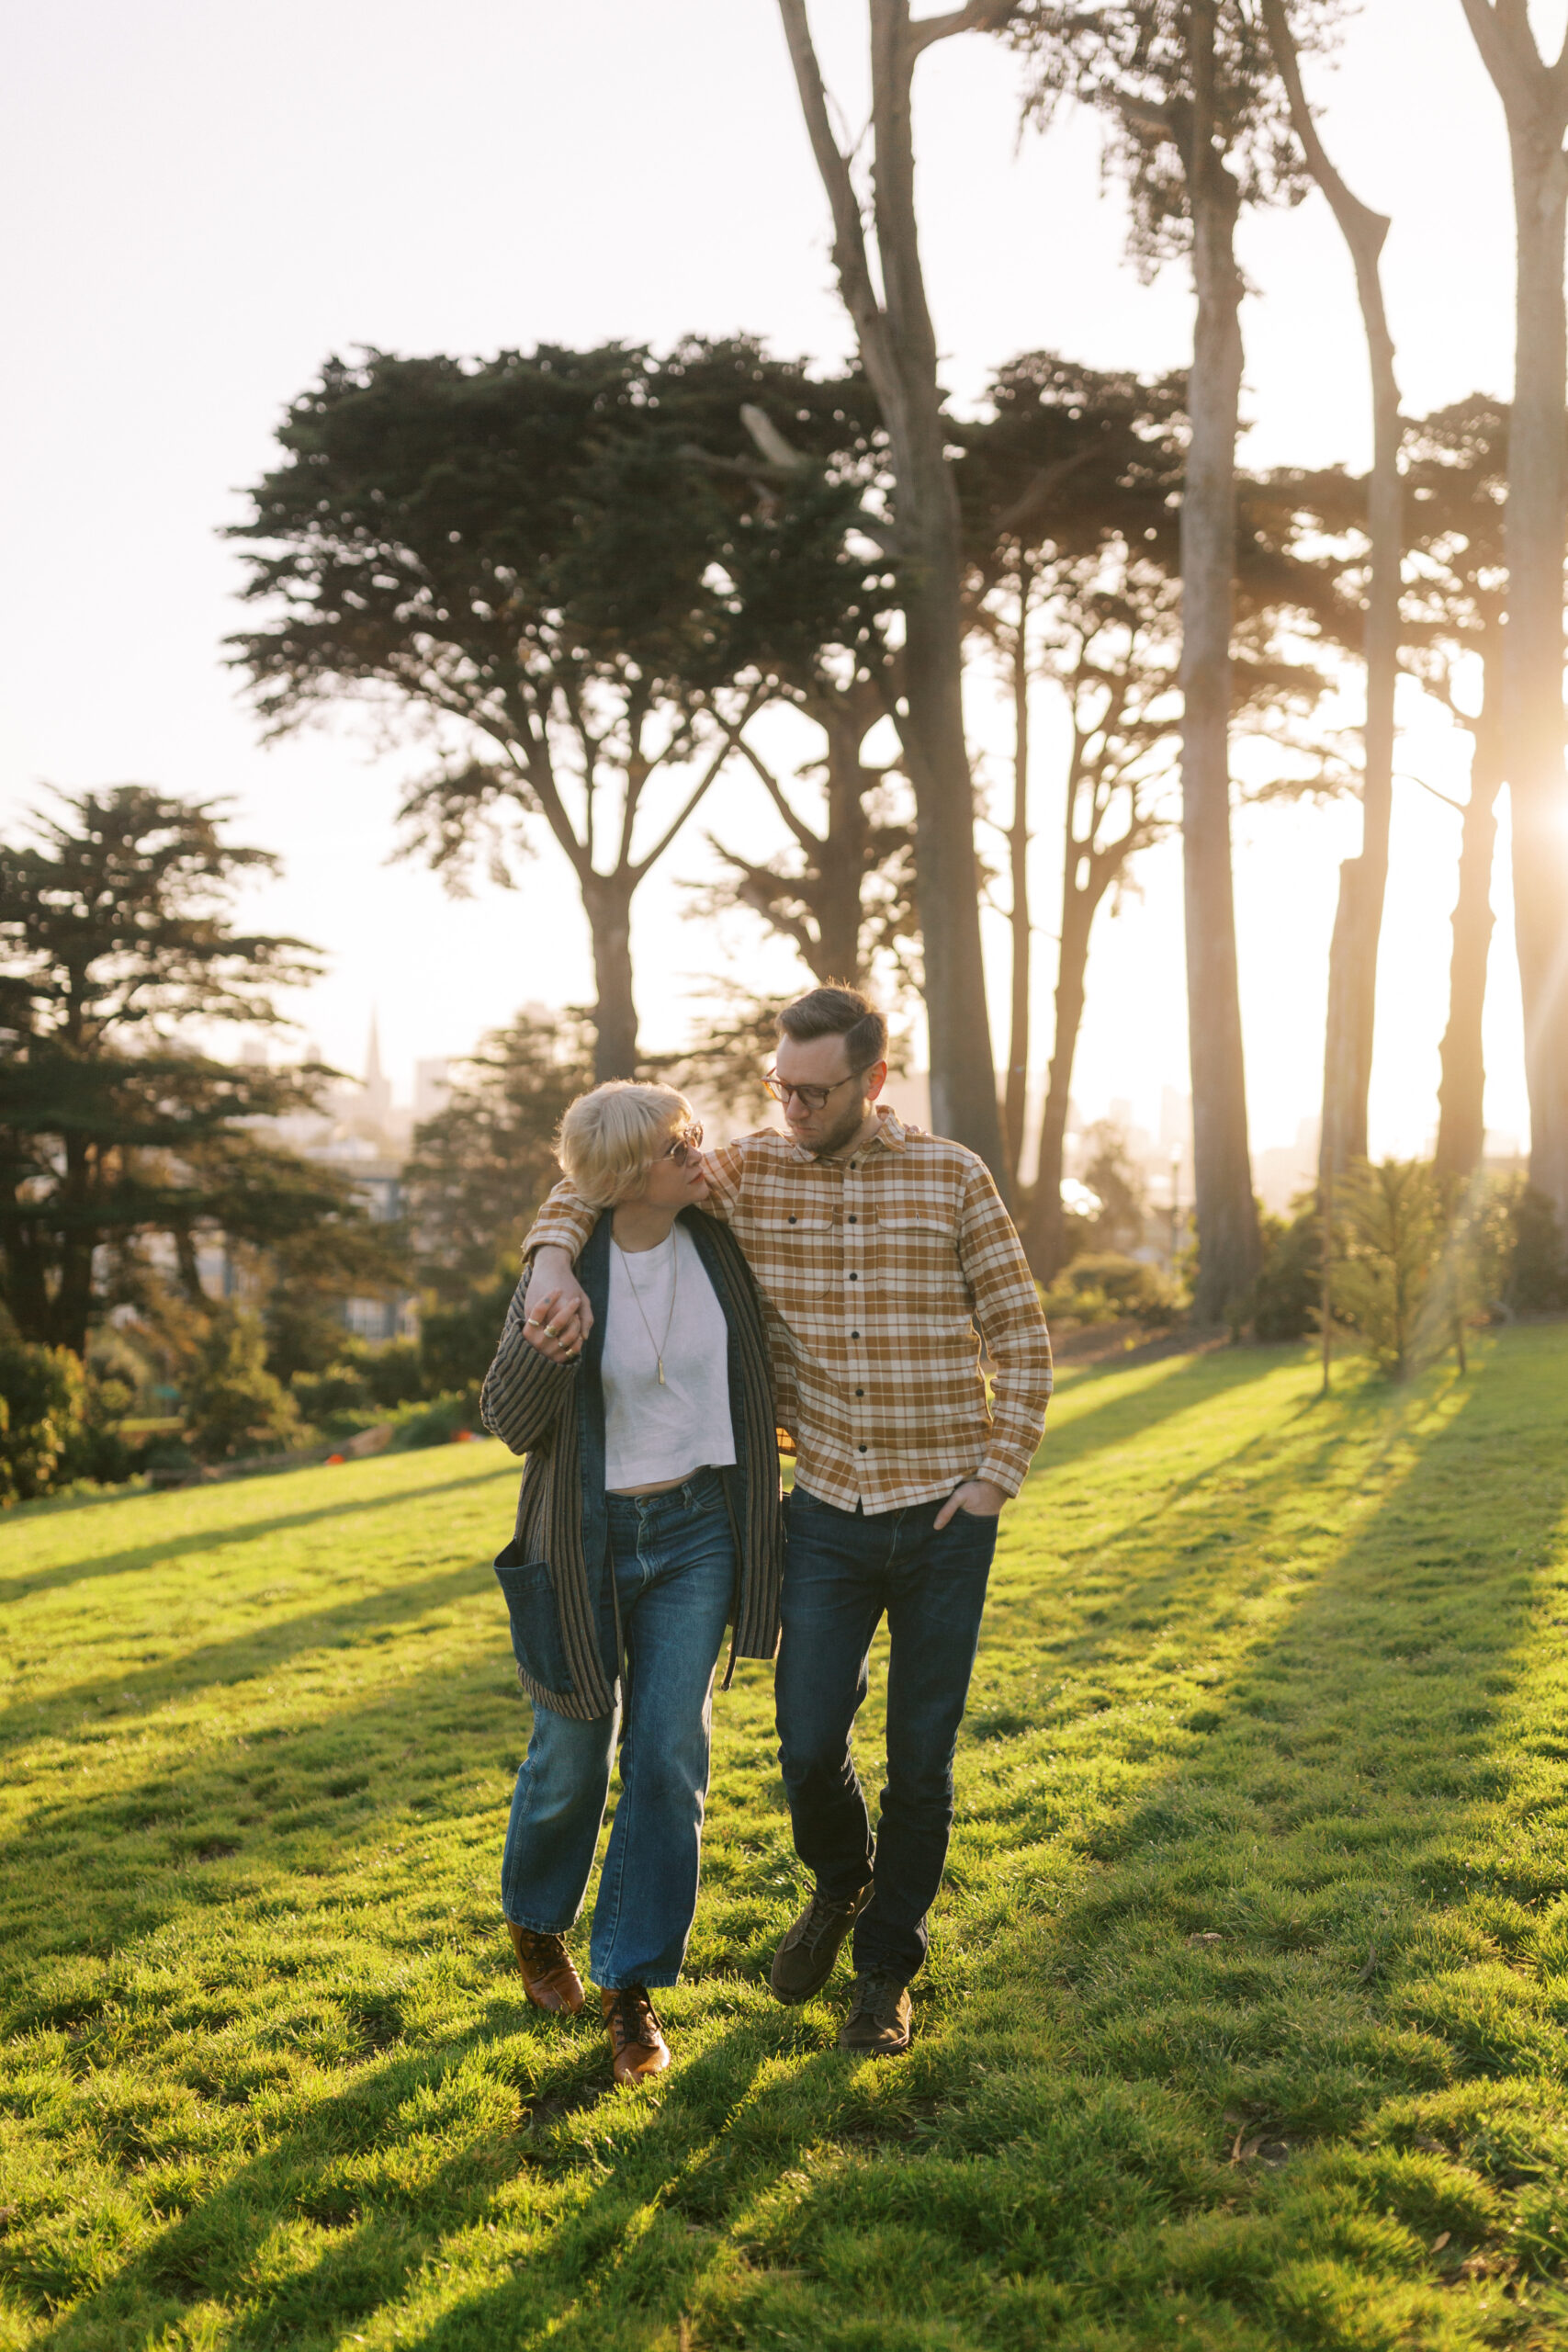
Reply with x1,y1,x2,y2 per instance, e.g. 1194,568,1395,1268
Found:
908,0,1018,56
775,0,894,370
628,704,756,883
737,738,827,857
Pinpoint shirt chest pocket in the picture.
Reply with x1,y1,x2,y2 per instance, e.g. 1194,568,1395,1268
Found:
759,1211,840,1305
873,1209,964,1314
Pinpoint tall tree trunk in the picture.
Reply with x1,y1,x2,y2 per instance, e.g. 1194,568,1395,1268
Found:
818,706,877,985
1460,2,1568,1231
1506,156,1568,1224
1003,568,1032,1189
776,0,1007,1179
1265,0,1403,1178
55,1135,100,1357
581,872,639,1080
1181,6,1260,1323
1434,725,1504,1180
1022,886,1092,1282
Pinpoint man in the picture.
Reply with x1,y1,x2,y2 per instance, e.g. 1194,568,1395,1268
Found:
522,985,1051,2056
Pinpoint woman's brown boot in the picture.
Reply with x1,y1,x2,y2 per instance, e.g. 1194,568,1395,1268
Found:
601,1984,670,2084
508,1922,585,2014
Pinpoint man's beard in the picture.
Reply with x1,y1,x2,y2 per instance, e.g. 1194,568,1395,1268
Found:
810,1093,871,1159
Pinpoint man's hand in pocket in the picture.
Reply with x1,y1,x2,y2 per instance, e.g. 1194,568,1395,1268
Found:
934,1479,1006,1530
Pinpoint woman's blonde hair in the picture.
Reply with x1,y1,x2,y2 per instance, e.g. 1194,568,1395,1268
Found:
556,1080,696,1209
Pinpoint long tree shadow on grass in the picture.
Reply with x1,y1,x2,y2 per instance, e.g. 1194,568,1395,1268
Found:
378,1340,1568,2352
632,1343,1568,2349
0,1462,516,1607
0,1557,509,1751
12,1342,1568,2350
1030,1338,1293,1478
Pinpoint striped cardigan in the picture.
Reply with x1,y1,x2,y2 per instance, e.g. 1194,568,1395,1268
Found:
480,1207,784,1720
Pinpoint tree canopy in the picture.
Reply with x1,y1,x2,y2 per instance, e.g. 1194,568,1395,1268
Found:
229,339,891,1078
0,787,400,1357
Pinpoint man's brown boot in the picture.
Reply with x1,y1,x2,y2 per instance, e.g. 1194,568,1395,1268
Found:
508,1922,585,2015
770,1882,873,2005
602,1985,671,2085
838,1970,912,2058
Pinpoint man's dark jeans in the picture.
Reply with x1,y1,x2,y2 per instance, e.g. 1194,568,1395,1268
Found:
775,1484,997,1984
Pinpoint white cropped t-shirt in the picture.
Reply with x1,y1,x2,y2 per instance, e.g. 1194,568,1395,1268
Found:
602,1224,736,1491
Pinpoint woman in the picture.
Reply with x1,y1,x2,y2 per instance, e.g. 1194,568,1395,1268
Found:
480,1081,782,2084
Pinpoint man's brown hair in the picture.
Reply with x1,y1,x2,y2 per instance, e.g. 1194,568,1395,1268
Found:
778,984,888,1071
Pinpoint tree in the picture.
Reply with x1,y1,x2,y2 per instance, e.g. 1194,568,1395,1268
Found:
0,787,393,1358
1459,4,1568,1238
684,398,919,994
1262,0,1403,1181
959,358,1344,1272
402,1009,595,1305
184,1305,301,1462
1332,1158,1442,1381
231,341,857,1080
1399,399,1510,1180
399,1008,595,1396
774,0,1010,1172
1010,3,1344,1316
955,355,1189,1197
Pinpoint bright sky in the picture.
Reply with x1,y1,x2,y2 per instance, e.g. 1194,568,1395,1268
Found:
2,0,1553,1159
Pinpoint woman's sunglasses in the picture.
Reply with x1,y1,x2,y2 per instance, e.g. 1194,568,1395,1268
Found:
660,1125,705,1167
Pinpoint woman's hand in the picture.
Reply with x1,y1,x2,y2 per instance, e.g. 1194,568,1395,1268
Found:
522,1289,586,1364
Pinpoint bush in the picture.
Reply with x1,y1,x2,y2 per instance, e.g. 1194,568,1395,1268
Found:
1332,1159,1442,1378
1252,1193,1322,1341
419,1274,513,1395
387,1390,482,1451
0,1328,88,1503
185,1307,302,1463
1041,1253,1183,1332
1506,1185,1568,1312
362,1339,425,1408
290,1361,374,1421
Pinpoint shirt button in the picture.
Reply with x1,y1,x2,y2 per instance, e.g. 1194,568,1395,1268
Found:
858,1443,868,1453
855,1387,864,1396
848,1214,857,1224
851,1329,860,1339
787,1214,796,1223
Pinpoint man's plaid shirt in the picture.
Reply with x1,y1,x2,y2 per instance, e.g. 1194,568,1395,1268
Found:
524,1107,1053,1515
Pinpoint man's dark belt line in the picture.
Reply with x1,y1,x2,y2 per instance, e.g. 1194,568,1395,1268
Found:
523,984,1053,2056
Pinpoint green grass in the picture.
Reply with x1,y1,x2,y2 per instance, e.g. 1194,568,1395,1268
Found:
4,1329,1568,2350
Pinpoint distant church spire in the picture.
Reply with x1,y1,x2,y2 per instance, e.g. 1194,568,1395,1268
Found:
362,1009,392,1130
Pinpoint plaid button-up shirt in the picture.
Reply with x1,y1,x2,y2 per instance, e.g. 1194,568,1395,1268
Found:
524,1107,1053,1514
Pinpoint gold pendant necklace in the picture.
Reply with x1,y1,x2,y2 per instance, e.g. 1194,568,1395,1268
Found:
614,1230,680,1385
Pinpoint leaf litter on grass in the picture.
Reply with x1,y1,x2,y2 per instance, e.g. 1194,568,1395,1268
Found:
2,1335,1568,2346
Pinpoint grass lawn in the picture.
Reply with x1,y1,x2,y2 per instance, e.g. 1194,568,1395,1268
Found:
4,1329,1568,2350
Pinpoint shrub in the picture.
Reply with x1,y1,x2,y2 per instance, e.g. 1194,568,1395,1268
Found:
184,1307,302,1462
290,1361,374,1421
1041,1253,1183,1332
1332,1159,1442,1379
0,1328,88,1503
362,1338,425,1408
419,1274,513,1395
387,1390,482,1451
1506,1185,1568,1312
1252,1193,1322,1341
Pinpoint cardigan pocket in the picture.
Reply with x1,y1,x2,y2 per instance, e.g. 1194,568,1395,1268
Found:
493,1545,574,1695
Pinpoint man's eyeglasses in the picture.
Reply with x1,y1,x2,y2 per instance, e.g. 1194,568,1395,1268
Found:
660,1125,705,1166
763,1069,863,1114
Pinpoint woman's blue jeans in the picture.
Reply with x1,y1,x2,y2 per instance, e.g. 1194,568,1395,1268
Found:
501,1468,735,1989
